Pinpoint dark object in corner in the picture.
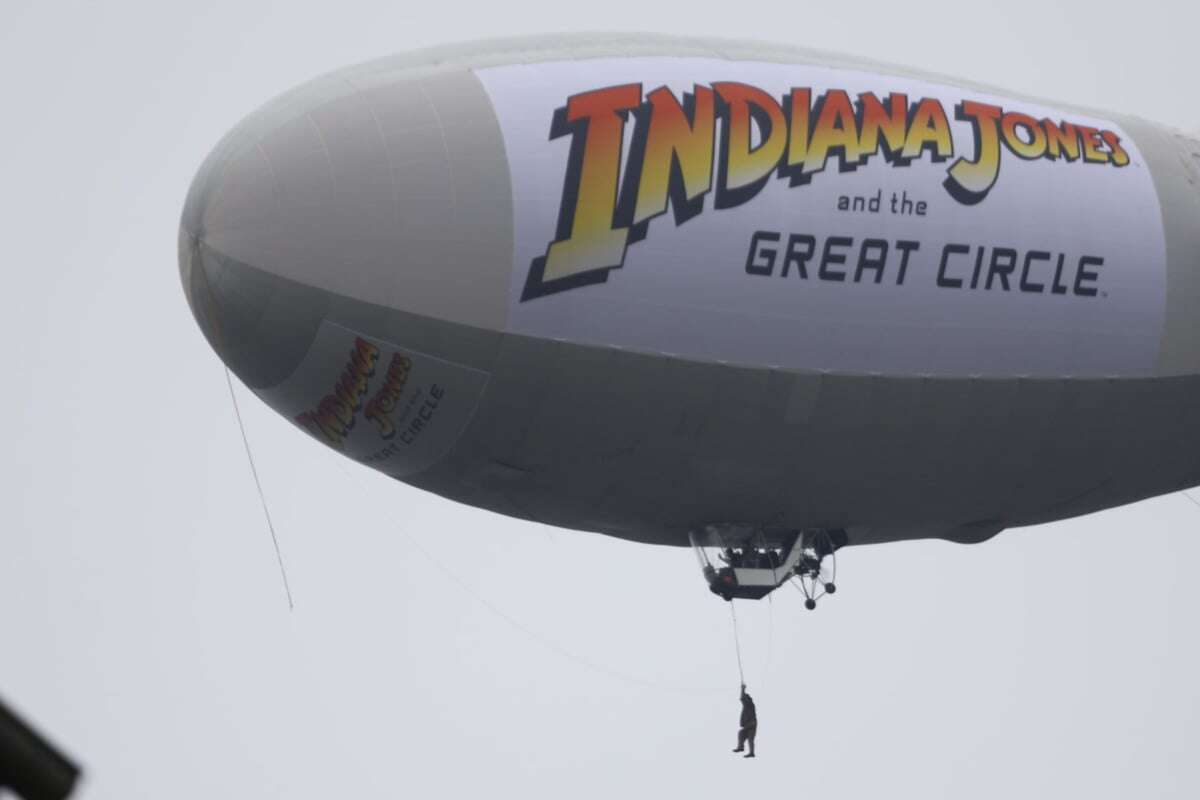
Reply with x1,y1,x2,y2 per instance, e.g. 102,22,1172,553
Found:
0,696,80,800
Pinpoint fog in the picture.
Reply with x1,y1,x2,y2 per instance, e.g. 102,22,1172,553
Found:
2,1,1198,797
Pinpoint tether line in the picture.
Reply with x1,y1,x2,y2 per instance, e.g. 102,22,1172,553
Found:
225,367,295,611
730,601,746,686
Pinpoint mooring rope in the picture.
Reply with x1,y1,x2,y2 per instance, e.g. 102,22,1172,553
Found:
225,367,294,611
729,601,746,686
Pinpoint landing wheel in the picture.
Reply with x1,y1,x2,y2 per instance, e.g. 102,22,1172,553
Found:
791,530,839,610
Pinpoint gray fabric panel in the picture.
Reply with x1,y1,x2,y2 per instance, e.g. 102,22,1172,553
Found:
416,335,1200,547
178,239,1200,549
179,239,502,390
1147,123,1200,373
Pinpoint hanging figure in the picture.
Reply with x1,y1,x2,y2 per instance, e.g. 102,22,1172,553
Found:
732,684,757,758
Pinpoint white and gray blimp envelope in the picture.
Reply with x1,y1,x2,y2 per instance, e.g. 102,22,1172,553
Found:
178,34,1200,599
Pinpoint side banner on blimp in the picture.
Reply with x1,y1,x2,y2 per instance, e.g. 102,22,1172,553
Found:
476,58,1166,377
255,322,489,478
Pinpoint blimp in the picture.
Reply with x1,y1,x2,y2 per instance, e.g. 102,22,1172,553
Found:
179,34,1200,604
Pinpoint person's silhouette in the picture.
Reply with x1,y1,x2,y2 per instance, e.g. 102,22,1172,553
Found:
732,684,757,758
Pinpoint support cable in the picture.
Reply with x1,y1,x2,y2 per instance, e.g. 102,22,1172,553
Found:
194,244,294,612
729,601,746,686
225,368,295,611
332,462,724,695
763,591,774,691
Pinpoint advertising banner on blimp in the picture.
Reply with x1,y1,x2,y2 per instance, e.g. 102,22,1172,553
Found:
476,58,1165,378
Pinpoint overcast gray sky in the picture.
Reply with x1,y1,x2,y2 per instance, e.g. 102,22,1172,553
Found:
3,1,1199,798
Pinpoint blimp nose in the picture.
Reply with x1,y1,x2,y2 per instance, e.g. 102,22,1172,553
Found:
178,66,514,389
177,223,331,389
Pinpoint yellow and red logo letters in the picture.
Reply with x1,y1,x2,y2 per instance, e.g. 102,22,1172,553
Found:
364,354,414,439
522,82,1130,300
294,337,380,449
